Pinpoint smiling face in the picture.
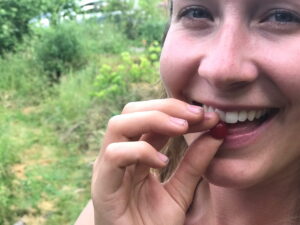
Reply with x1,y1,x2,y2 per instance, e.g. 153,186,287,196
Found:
160,0,300,188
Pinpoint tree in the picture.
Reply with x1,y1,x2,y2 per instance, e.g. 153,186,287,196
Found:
38,0,79,26
0,0,39,54
0,0,78,55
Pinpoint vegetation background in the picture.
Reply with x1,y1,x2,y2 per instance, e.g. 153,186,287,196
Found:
0,0,168,224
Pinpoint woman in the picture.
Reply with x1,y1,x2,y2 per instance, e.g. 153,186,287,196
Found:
75,0,300,224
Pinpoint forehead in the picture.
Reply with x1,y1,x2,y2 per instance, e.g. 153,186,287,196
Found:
172,0,300,4
172,0,300,11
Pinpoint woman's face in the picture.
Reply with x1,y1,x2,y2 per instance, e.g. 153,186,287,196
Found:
160,0,300,188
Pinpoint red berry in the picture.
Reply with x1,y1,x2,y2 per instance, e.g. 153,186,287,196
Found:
209,122,228,139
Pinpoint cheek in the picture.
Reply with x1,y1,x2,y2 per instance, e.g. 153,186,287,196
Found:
260,42,300,102
160,30,203,97
270,62,300,99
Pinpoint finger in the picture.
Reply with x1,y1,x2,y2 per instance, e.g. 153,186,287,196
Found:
188,112,220,133
137,112,219,151
164,134,223,212
92,141,169,197
122,98,204,123
102,111,189,150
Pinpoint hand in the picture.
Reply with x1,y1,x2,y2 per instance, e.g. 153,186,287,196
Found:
92,98,223,225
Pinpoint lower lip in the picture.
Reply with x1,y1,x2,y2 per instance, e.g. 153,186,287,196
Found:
220,114,277,150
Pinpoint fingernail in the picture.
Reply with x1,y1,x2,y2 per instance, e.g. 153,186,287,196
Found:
187,104,203,114
157,152,169,163
170,117,187,126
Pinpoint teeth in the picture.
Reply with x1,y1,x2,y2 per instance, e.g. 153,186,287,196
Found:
238,110,247,122
225,111,238,124
208,106,214,113
215,109,226,121
202,104,269,124
248,110,256,121
255,110,262,119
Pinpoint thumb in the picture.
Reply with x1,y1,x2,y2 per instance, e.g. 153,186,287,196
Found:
163,134,223,211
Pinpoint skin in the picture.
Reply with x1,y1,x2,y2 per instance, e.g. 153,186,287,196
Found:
75,0,300,224
75,98,223,225
161,0,300,224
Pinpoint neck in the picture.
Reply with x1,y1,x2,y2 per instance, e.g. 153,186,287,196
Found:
185,175,300,225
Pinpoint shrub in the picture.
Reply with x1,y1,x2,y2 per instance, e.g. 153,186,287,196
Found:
0,0,39,54
137,20,166,44
93,42,161,108
35,24,85,83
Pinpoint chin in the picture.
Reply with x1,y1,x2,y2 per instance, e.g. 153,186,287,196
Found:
203,157,264,189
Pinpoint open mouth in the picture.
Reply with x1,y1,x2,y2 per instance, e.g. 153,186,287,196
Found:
192,101,280,135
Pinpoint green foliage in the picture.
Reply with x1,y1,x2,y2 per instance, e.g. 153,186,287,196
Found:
0,108,40,225
147,41,163,62
0,1,166,224
105,0,167,43
0,0,78,54
36,23,85,82
0,120,19,225
93,42,161,106
0,48,47,103
76,20,131,55
0,0,39,54
0,64,97,224
137,20,166,44
38,0,79,26
102,0,132,12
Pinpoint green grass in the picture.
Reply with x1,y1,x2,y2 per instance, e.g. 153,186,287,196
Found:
0,47,102,224
0,16,163,224
0,99,94,225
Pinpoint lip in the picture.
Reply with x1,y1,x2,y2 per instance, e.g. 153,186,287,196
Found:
190,99,280,150
191,100,276,112
220,109,279,150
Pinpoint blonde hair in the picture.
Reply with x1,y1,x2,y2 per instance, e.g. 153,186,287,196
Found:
155,81,187,181
159,136,187,181
158,0,187,182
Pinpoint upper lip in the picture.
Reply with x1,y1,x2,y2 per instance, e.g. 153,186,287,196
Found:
191,100,279,112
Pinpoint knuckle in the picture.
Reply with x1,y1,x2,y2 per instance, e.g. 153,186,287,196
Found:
122,101,138,114
139,140,152,151
137,141,154,159
103,143,121,162
166,98,186,109
148,110,163,118
107,115,122,130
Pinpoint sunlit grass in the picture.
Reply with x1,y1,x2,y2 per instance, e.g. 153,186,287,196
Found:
0,16,163,224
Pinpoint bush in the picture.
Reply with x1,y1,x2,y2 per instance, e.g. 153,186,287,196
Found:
93,42,161,109
137,20,166,44
0,0,39,54
35,24,85,83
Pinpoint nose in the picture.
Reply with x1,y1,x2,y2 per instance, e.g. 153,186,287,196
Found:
198,23,258,91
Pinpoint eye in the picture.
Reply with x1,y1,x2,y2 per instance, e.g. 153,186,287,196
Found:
179,7,214,21
261,9,300,24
